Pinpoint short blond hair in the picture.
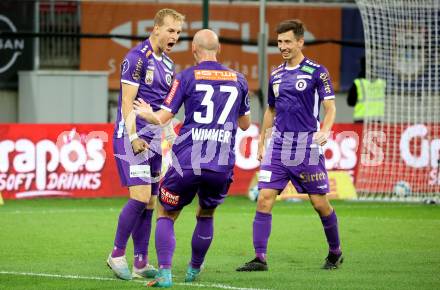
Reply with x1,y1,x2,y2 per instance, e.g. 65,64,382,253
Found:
154,8,185,26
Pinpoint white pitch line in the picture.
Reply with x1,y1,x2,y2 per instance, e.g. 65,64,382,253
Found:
0,270,270,290
173,282,270,290
0,270,118,282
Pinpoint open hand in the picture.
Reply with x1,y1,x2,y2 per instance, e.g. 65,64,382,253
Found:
133,98,153,120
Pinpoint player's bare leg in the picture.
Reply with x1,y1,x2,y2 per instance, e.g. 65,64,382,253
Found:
236,188,279,272
185,207,216,282
147,204,180,287
108,185,152,280
308,194,343,269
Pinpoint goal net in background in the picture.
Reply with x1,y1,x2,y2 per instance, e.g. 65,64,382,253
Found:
355,0,440,202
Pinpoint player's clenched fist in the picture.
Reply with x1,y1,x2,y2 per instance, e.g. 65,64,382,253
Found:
131,138,149,154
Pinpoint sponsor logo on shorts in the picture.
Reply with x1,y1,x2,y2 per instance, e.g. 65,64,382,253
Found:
160,187,179,206
129,165,151,178
258,170,272,182
299,171,327,183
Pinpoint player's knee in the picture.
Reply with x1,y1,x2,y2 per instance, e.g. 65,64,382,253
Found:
312,202,332,216
256,193,275,212
197,207,215,217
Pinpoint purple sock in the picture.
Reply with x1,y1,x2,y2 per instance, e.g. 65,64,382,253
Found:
112,246,125,258
132,209,153,268
155,217,175,269
133,254,147,269
112,199,146,258
253,211,272,262
320,210,341,255
190,217,214,269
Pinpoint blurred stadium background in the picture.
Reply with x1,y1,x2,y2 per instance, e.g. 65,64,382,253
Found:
0,0,439,289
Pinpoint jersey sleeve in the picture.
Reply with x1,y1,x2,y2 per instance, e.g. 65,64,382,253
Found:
238,75,251,116
120,50,145,87
161,72,185,114
316,66,335,101
267,76,276,107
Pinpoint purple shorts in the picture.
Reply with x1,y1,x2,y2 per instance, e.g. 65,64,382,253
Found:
159,167,233,211
258,148,329,194
113,136,162,195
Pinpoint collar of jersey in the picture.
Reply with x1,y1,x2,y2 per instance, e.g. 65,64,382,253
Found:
152,53,163,61
284,63,300,71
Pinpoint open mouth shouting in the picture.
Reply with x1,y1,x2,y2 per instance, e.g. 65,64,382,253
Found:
165,41,176,52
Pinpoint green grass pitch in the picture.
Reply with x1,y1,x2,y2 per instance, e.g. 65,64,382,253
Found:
0,197,439,289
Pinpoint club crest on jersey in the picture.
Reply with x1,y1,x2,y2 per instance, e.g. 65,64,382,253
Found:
295,79,307,91
166,74,172,86
145,70,154,85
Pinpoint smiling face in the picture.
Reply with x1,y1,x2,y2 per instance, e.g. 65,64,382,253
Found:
153,15,183,54
277,30,304,63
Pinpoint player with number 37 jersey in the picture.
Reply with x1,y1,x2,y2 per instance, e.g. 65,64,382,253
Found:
162,61,250,172
133,29,250,287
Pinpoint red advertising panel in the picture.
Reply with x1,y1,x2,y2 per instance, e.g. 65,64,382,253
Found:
1,123,363,199
228,123,363,195
355,123,440,193
80,2,341,91
0,124,127,199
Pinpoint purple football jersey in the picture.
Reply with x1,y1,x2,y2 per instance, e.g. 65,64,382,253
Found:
268,57,335,148
161,61,250,172
114,39,175,143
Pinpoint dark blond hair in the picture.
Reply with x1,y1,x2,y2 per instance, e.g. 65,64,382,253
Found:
276,19,305,39
154,8,185,26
